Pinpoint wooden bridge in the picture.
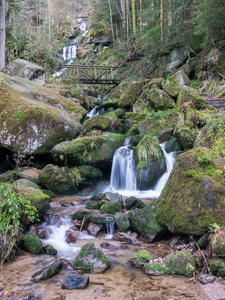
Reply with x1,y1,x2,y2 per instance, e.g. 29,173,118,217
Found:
56,64,121,85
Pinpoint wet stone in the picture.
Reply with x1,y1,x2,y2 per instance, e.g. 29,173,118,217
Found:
100,242,119,252
113,232,139,245
31,259,63,281
87,222,102,236
65,229,80,243
61,273,89,289
198,274,216,285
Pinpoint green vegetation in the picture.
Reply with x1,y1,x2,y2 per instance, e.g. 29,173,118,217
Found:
0,183,38,269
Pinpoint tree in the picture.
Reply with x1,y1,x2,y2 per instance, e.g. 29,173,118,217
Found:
0,0,6,69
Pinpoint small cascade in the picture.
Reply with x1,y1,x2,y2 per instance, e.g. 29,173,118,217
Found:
105,219,115,240
62,44,77,61
110,143,137,192
87,94,106,118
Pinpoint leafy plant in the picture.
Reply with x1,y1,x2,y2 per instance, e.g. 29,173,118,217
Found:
0,183,38,270
208,223,221,233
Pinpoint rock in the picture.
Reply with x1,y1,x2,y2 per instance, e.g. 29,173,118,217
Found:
86,215,114,227
36,227,52,239
45,245,58,255
177,86,207,110
102,192,123,202
73,242,111,271
166,48,190,74
134,135,166,189
198,274,216,285
100,242,118,251
105,81,129,101
125,196,146,209
0,72,84,155
39,164,78,195
118,81,146,108
15,167,40,184
23,232,43,254
158,128,174,143
165,138,181,153
65,229,80,243
71,210,92,220
149,88,176,110
2,59,44,80
180,58,197,78
162,70,191,97
12,179,41,190
61,273,89,289
209,258,225,277
81,115,111,135
51,132,124,170
31,259,63,281
210,230,225,257
165,251,196,277
86,200,104,209
90,193,104,201
130,250,155,268
23,188,51,217
156,147,225,235
114,212,130,232
76,166,102,189
113,232,139,245
100,200,122,215
87,223,102,236
130,203,166,242
198,233,210,249
174,124,197,150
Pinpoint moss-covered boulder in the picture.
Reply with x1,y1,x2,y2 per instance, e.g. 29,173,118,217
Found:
45,245,58,255
114,212,130,232
162,70,191,98
76,165,102,189
23,188,51,217
81,115,111,135
73,242,111,271
39,164,77,195
165,138,181,153
134,135,166,189
129,203,166,242
51,133,125,170
71,210,93,221
14,167,40,184
0,72,84,155
105,81,129,101
174,124,197,150
86,215,114,226
177,86,207,110
12,178,41,190
118,81,146,108
23,232,43,254
210,231,225,257
125,196,146,209
130,250,155,268
156,147,225,235
148,88,175,110
164,251,196,277
209,258,225,277
100,200,122,215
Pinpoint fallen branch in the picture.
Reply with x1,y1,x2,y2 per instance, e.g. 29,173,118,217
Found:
190,236,211,275
80,214,86,232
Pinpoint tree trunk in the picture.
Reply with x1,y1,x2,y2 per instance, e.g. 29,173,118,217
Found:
132,0,136,36
160,0,163,43
0,0,6,69
108,0,115,43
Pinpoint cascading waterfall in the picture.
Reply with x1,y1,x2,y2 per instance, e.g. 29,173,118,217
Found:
62,44,77,61
108,142,176,198
105,220,115,240
87,94,106,118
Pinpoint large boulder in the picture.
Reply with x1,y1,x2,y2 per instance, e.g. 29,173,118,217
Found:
0,72,85,155
177,86,207,110
81,115,111,135
209,258,225,277
73,242,111,271
23,188,51,217
99,200,122,215
129,203,166,242
114,212,130,232
118,81,146,108
162,70,191,98
2,59,44,81
51,133,125,170
39,164,78,195
76,165,103,189
156,147,225,235
134,135,166,189
23,232,43,254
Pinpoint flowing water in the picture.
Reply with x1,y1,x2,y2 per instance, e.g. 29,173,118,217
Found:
107,142,176,198
87,94,106,118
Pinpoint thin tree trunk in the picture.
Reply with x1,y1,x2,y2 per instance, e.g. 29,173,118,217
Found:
108,0,115,43
132,0,136,36
160,0,163,43
0,0,6,69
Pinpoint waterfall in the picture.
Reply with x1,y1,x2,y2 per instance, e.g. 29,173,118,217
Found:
107,142,176,199
87,94,106,118
110,146,137,192
105,219,115,240
62,45,77,62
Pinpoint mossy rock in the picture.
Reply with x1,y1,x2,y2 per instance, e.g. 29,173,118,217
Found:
118,81,146,108
134,135,166,189
177,86,207,110
100,200,122,215
13,179,41,190
165,138,181,153
130,203,165,242
174,124,197,150
209,258,225,277
51,132,125,170
86,215,113,226
165,251,196,277
0,170,16,182
210,232,225,257
134,250,155,268
148,88,175,110
162,70,191,98
71,210,93,220
81,115,111,135
73,242,111,271
125,196,146,209
197,233,210,249
45,245,58,255
23,232,43,254
156,147,225,235
23,188,51,218
105,81,129,101
114,212,130,232
15,167,40,184
86,200,105,209
0,72,83,155
31,259,63,281
39,164,78,195
77,165,102,189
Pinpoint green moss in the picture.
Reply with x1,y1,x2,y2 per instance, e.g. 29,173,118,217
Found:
135,250,154,267
210,258,225,277
165,251,196,277
100,200,122,215
144,262,167,274
23,232,43,254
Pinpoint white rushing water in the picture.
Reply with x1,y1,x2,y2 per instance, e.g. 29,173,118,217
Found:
107,143,176,199
87,94,106,118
